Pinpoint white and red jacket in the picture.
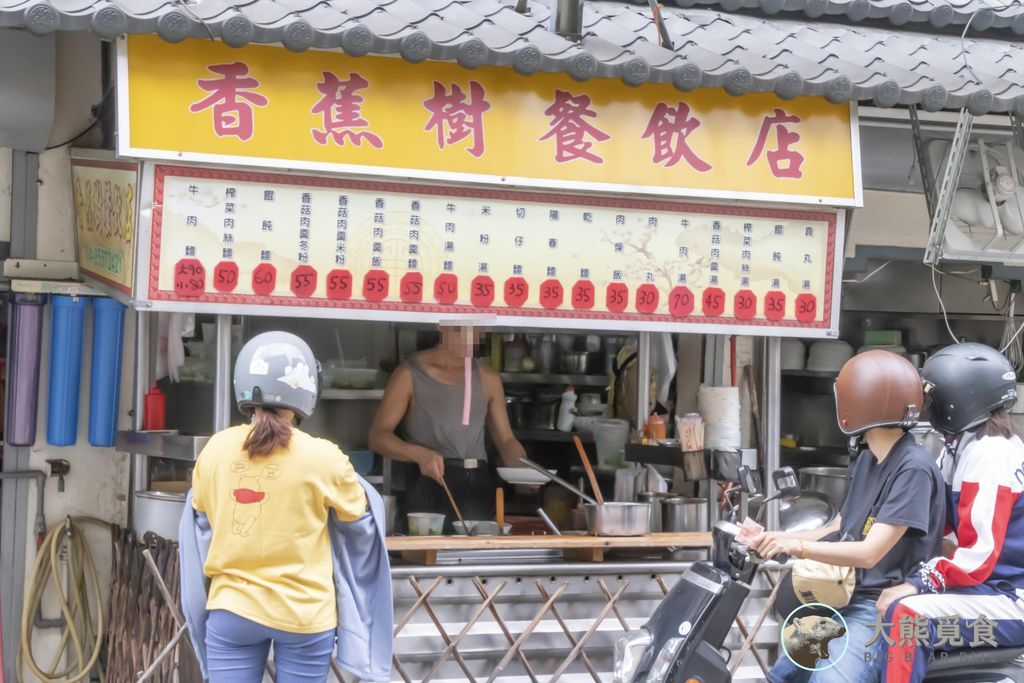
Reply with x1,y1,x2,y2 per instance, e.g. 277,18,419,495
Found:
909,434,1024,597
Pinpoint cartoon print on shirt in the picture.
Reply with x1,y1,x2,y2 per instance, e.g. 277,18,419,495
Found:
228,461,283,536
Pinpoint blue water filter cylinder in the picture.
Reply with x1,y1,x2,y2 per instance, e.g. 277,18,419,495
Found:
88,297,126,447
6,293,47,446
47,295,88,446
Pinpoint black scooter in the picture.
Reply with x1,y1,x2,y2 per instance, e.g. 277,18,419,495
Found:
612,467,1024,683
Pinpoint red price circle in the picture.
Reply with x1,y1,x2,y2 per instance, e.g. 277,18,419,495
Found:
434,274,459,305
290,265,317,298
400,272,423,303
668,286,694,318
606,283,629,313
702,287,726,317
503,277,529,308
212,261,238,293
471,276,495,307
539,279,564,309
571,281,595,310
635,284,660,314
795,293,818,323
362,270,389,302
764,291,786,321
734,289,757,320
251,263,277,296
326,269,353,300
173,259,206,298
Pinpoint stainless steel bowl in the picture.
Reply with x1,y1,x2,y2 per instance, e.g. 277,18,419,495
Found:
780,491,837,532
584,502,651,536
561,351,595,374
798,467,849,509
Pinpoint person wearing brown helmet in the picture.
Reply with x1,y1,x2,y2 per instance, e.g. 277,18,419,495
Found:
754,350,945,682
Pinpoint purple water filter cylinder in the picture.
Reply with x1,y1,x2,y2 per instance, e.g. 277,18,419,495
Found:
88,297,126,447
47,295,88,446
6,293,47,446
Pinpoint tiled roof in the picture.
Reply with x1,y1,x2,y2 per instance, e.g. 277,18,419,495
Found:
3,0,1023,114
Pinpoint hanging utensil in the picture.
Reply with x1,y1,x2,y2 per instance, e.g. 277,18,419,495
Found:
519,457,598,505
496,488,505,531
537,508,562,535
573,435,604,505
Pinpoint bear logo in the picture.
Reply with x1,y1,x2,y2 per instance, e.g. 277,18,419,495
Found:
782,608,848,671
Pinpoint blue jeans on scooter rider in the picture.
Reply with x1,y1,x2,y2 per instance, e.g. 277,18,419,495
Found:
753,351,945,683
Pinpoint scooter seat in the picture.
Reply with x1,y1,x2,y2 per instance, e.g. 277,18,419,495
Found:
924,646,1024,672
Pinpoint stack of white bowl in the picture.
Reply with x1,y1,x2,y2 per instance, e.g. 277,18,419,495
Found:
698,385,741,450
781,339,807,371
806,341,854,373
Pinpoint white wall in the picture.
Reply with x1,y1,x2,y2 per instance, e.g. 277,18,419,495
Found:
846,189,930,258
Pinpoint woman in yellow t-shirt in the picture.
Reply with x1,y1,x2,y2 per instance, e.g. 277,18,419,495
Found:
191,331,367,682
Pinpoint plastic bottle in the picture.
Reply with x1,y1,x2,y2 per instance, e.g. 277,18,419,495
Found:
557,384,577,433
646,413,667,442
143,382,166,431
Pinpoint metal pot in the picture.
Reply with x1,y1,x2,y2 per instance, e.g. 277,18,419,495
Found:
382,494,397,536
522,398,558,430
505,397,525,429
798,466,849,509
780,491,837,532
639,492,673,532
133,491,186,541
584,502,651,536
662,497,708,533
561,351,595,375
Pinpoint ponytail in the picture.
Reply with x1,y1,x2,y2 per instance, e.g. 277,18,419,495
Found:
981,407,1017,440
243,408,292,457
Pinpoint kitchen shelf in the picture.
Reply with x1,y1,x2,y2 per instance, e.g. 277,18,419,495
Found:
513,429,594,443
501,372,609,387
782,369,839,378
321,388,385,400
116,431,209,462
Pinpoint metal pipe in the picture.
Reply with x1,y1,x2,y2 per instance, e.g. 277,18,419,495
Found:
636,331,652,431
213,314,232,432
552,0,583,38
0,470,46,536
130,310,151,515
764,337,782,532
391,560,694,579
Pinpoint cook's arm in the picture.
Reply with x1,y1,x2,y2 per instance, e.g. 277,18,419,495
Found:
482,366,526,468
368,366,445,482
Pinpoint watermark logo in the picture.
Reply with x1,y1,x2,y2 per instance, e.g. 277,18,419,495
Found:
781,603,850,672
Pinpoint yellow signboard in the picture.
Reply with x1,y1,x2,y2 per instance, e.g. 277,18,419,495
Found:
71,156,139,294
119,35,860,206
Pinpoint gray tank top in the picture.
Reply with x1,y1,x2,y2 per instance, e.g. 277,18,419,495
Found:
402,356,488,461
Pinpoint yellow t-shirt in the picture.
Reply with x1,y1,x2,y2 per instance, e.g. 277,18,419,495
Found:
191,424,367,634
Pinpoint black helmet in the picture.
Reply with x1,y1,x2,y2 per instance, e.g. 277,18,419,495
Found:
921,343,1017,436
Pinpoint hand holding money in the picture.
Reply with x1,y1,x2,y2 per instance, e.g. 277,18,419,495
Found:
735,517,764,546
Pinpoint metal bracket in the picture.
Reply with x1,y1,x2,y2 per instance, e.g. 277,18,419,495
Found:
3,259,79,281
923,108,976,266
909,106,937,221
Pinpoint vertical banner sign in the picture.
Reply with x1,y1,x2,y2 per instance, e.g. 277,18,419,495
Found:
119,35,860,206
71,156,140,294
146,164,841,335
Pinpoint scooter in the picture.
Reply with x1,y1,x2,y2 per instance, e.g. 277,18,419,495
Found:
612,467,1024,683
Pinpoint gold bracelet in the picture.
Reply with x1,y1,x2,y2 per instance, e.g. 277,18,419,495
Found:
799,539,808,560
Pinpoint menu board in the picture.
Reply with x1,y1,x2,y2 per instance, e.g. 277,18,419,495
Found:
144,163,841,335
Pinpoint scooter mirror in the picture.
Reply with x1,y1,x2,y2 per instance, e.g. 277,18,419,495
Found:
771,466,800,500
737,465,758,495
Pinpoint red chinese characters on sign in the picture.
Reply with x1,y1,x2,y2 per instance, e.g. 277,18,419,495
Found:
539,91,610,164
642,103,711,173
423,81,491,158
746,108,804,179
311,72,383,148
190,62,269,141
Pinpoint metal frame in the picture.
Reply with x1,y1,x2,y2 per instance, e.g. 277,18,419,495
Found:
921,109,977,266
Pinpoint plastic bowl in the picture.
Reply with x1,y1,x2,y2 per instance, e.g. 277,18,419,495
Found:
347,449,374,475
453,521,513,536
327,368,380,389
408,513,445,536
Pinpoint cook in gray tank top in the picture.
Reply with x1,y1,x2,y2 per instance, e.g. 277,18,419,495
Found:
402,356,488,461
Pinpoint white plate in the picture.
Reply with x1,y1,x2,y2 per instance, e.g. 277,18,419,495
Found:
497,467,556,485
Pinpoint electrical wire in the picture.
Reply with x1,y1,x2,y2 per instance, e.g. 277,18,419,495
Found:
931,265,959,344
842,260,891,284
18,517,109,683
1001,294,1024,359
44,80,114,151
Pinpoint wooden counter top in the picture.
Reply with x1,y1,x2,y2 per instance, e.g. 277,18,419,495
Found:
387,532,713,565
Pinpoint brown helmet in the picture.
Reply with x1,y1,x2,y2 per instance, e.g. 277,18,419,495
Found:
834,350,923,435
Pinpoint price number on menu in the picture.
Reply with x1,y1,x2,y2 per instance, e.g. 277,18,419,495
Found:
362,270,389,303
669,286,694,318
290,266,317,298
471,276,495,307
326,269,353,300
795,293,818,323
734,290,757,321
764,291,786,321
606,283,629,313
434,274,459,305
540,279,564,309
173,259,206,297
400,272,423,303
635,285,660,314
702,287,725,317
571,281,595,310
503,277,529,308
213,261,238,293
251,263,276,296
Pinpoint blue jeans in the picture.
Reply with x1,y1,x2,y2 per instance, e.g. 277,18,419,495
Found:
767,598,885,683
206,610,335,683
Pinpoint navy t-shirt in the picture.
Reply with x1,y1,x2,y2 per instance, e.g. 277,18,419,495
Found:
837,433,945,599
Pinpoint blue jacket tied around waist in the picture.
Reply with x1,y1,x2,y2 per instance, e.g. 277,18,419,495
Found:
178,476,394,681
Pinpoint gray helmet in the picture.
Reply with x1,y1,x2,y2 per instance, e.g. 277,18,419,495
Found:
234,331,320,421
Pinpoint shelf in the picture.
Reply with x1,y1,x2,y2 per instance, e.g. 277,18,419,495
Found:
501,373,609,387
116,431,209,462
782,369,839,378
321,388,385,400
513,429,594,443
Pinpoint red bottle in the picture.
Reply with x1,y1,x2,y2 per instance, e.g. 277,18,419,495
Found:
143,382,166,431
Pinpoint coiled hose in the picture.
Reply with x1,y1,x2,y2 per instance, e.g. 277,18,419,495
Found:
18,517,109,683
